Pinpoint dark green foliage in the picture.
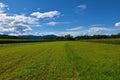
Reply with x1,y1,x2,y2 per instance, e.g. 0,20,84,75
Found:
64,34,74,40
0,33,120,41
75,33,120,40
0,35,19,39
82,39,120,45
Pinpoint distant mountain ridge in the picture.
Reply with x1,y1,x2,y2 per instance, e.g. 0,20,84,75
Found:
18,35,57,39
0,34,57,39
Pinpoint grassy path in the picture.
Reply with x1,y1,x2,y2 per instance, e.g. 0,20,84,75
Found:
0,41,119,80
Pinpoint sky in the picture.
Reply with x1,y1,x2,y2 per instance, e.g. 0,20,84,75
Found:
0,0,120,36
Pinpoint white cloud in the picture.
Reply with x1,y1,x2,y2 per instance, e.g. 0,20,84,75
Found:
84,27,112,35
7,8,10,10
31,11,60,19
0,2,8,13
0,2,61,35
77,4,87,10
0,2,39,35
0,13,38,34
46,21,58,26
21,26,116,37
0,27,15,33
28,26,114,36
29,31,81,37
115,22,120,27
91,24,106,27
67,26,83,31
46,21,69,26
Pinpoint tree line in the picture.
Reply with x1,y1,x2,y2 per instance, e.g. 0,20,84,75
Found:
0,35,19,39
75,33,120,40
0,33,120,40
45,33,120,40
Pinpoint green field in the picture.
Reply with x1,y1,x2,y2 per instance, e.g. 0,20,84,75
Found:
82,39,120,45
0,41,120,80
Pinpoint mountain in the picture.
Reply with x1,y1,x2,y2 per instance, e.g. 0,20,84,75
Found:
18,35,57,39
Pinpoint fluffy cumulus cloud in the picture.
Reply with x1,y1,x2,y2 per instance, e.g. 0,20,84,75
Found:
65,27,111,36
84,27,111,35
63,26,112,36
115,22,120,27
0,13,38,35
0,2,60,35
31,11,60,19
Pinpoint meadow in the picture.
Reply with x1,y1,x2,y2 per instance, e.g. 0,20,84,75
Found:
0,40,119,80
82,39,120,45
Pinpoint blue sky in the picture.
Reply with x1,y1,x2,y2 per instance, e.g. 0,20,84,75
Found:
0,0,120,36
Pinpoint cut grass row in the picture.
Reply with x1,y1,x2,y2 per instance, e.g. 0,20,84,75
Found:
0,41,119,80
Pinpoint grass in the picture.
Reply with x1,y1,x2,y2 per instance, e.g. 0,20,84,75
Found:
0,41,119,80
82,39,120,45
